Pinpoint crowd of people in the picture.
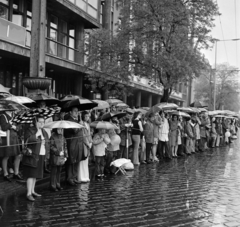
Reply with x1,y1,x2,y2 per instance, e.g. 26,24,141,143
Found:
0,100,239,202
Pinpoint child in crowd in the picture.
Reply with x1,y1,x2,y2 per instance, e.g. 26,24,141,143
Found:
92,128,111,178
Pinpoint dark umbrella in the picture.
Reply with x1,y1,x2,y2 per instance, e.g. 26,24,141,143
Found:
190,101,208,108
27,93,60,107
0,100,28,112
12,107,61,124
60,95,81,106
62,97,98,112
100,112,126,121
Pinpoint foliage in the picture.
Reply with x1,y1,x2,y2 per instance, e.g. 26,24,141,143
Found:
84,0,219,102
194,63,240,111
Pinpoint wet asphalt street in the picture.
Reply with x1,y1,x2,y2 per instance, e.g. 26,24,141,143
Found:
0,140,240,227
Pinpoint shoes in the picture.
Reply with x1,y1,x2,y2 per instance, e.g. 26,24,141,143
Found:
74,180,82,184
154,157,159,162
13,174,23,180
32,192,42,197
146,160,152,164
141,161,147,164
49,187,58,192
26,195,35,202
4,175,12,182
96,175,101,178
67,181,76,186
57,186,63,191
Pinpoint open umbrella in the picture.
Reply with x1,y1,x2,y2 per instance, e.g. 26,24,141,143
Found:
93,100,110,110
177,107,196,113
190,101,207,108
62,97,97,112
135,108,148,115
0,84,11,97
115,103,129,108
171,111,191,118
90,121,118,130
150,103,179,113
27,93,60,106
106,99,123,105
43,120,85,129
5,96,35,104
100,112,126,121
0,100,28,112
12,107,61,124
198,108,208,112
60,95,81,106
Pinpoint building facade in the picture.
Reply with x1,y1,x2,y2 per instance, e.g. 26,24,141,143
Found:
0,0,191,107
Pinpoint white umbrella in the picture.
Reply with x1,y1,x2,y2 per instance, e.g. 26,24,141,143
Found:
171,111,191,118
6,96,35,104
90,121,118,130
116,103,129,108
43,120,85,129
93,100,110,110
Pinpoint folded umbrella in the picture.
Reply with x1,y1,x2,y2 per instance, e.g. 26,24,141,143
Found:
90,121,118,130
62,97,98,112
100,112,126,121
43,120,85,129
93,100,110,110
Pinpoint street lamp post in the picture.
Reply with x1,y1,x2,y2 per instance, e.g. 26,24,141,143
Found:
213,38,240,110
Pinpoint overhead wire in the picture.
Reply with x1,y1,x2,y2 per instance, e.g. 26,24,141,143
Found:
218,14,229,65
234,0,238,68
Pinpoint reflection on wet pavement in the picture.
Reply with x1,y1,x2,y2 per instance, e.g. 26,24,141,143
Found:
1,141,240,226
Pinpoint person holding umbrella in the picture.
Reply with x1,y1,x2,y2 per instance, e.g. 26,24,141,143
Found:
0,111,22,182
49,128,68,192
64,107,85,185
23,117,49,201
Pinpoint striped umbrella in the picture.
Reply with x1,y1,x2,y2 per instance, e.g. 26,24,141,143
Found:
12,107,61,124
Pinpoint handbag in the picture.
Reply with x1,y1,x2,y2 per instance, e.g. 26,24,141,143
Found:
21,138,32,156
22,153,39,168
53,155,66,166
22,137,39,168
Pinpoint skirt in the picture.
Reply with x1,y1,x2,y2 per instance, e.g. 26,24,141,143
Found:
0,137,21,157
23,155,45,179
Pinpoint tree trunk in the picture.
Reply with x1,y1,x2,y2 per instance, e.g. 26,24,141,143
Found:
161,88,171,102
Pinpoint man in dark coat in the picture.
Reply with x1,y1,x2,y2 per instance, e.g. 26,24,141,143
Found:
64,107,84,185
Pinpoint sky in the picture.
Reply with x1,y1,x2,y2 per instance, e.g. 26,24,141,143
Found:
202,0,240,70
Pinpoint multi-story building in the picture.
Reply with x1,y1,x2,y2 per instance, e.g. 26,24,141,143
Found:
0,0,191,107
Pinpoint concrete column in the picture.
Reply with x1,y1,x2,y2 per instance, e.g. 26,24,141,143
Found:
102,0,111,30
74,74,83,96
30,0,46,78
148,94,152,107
136,91,141,107
103,90,109,100
123,93,127,104
156,96,161,104
75,23,84,65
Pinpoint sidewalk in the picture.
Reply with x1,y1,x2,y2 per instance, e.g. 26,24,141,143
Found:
0,165,96,199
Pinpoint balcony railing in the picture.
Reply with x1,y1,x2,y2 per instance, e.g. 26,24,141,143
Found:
0,17,26,46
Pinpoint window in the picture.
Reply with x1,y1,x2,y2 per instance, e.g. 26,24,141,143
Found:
12,0,24,26
68,24,75,61
25,1,32,46
49,15,58,55
0,0,9,20
58,20,67,58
